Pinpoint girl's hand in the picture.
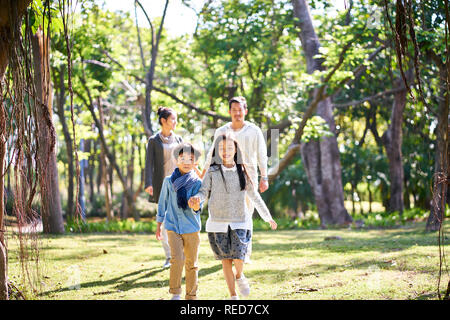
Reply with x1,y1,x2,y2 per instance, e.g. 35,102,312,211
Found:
188,197,201,211
156,226,163,241
268,220,277,230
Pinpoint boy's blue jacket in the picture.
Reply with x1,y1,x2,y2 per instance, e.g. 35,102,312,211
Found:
156,176,202,234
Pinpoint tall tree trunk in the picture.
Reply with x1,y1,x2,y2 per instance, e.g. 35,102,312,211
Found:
86,139,95,204
0,95,7,300
55,65,74,219
292,0,352,226
98,98,113,221
31,27,64,234
426,67,449,231
78,139,87,220
139,0,169,138
381,73,411,214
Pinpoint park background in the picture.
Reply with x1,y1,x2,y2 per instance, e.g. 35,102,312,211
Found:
0,0,448,300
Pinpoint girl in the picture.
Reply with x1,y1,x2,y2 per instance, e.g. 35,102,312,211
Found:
188,134,277,300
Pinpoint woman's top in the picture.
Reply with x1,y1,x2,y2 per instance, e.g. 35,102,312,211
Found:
159,132,179,178
144,132,182,203
197,164,273,233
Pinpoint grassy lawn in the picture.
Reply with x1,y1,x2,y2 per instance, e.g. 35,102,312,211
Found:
6,220,449,300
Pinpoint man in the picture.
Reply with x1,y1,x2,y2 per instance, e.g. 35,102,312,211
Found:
202,96,269,263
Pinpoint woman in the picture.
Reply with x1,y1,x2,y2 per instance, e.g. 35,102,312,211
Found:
144,107,183,268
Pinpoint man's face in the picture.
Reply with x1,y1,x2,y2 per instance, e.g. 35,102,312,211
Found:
229,102,247,123
176,152,196,174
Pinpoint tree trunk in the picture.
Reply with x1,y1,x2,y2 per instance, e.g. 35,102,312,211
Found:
55,65,75,219
78,139,87,220
381,75,409,214
292,0,352,226
0,98,8,300
98,98,113,221
31,27,64,234
426,67,449,231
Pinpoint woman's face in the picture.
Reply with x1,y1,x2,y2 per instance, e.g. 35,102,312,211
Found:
162,113,177,131
218,139,236,164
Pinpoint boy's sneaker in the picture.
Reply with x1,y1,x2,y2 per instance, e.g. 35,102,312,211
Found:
171,294,181,300
236,274,250,297
163,258,171,268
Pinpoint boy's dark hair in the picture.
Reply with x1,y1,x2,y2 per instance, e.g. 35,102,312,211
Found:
173,142,201,160
228,96,247,110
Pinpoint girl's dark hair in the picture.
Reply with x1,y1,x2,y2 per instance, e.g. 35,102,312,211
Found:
210,134,251,191
157,107,175,125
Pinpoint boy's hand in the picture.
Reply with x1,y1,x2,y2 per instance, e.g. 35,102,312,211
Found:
188,196,201,211
145,186,153,196
268,220,277,230
156,225,163,241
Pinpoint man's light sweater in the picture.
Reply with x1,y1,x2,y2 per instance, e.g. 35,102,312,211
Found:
197,165,273,232
204,121,268,186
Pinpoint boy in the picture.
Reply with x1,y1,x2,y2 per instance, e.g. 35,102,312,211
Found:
156,142,202,300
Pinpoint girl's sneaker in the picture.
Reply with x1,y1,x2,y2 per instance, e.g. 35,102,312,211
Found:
236,274,250,297
171,294,181,300
230,295,240,300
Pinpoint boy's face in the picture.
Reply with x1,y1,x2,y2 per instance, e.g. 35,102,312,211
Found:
229,102,247,123
176,152,197,174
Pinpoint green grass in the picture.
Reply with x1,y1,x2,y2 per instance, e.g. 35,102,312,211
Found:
6,220,449,300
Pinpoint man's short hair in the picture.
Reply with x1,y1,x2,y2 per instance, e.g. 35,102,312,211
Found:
173,142,201,160
229,96,247,110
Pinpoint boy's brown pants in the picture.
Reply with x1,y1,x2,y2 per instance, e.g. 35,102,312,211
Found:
167,230,200,300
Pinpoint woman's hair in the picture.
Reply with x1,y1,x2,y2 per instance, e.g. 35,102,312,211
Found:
157,107,175,125
210,134,251,191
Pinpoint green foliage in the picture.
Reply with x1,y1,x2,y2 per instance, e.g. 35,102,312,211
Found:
65,218,158,234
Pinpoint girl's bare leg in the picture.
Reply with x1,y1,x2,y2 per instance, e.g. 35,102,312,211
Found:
222,259,237,296
233,259,244,279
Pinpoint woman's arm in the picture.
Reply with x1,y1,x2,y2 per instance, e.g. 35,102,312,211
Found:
144,138,154,192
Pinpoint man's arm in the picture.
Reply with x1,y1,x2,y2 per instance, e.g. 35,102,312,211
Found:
256,127,269,192
201,128,221,178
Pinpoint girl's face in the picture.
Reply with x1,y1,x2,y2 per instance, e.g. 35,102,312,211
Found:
218,139,236,164
161,113,177,131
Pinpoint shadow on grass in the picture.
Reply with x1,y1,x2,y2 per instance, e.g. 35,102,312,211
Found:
39,263,223,297
39,267,165,297
251,227,439,255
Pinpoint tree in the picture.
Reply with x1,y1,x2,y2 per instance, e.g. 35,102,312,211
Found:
0,0,34,301
31,26,65,234
290,0,352,226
